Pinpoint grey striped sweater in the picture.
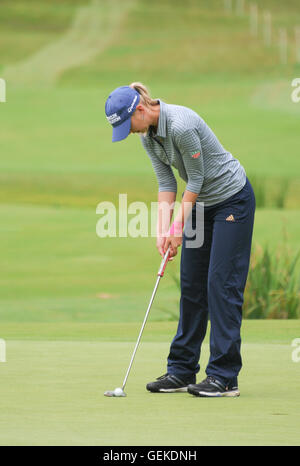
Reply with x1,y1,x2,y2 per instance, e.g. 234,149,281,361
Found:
140,99,246,206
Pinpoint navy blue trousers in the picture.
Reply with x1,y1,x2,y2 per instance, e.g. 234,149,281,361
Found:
167,178,256,387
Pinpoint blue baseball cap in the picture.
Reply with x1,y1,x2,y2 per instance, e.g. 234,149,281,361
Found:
105,86,141,142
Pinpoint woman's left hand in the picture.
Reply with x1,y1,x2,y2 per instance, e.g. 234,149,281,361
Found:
164,234,182,258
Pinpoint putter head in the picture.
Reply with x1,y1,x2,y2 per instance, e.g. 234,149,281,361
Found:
104,388,126,397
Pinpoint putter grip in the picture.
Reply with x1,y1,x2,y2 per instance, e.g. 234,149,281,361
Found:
157,247,170,277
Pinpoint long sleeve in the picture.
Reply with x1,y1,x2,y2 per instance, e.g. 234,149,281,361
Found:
174,128,204,194
149,155,177,192
142,142,177,192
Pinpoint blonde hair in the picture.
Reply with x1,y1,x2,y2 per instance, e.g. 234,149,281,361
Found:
129,82,159,107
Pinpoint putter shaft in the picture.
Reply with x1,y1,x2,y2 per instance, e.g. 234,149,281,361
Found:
121,247,170,391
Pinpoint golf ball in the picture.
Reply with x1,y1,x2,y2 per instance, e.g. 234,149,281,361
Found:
114,388,123,397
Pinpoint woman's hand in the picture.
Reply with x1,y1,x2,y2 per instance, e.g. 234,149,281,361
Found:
163,220,184,258
156,236,175,260
157,220,184,259
164,234,182,258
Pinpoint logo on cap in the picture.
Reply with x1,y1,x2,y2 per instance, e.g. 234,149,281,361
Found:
106,113,121,125
128,95,138,113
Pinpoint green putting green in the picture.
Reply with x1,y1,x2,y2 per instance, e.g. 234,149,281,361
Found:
0,321,299,446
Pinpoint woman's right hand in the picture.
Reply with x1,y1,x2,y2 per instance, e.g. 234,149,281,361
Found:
156,236,174,260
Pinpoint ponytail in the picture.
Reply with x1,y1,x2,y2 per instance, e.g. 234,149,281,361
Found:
129,82,159,107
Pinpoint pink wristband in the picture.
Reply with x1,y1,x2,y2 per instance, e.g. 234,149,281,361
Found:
168,221,184,237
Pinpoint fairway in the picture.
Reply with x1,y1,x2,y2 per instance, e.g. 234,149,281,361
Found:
0,201,299,324
0,321,299,446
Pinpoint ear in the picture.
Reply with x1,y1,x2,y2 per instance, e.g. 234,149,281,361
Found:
135,104,144,113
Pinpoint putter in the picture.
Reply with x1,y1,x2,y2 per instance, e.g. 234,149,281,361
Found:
104,246,171,397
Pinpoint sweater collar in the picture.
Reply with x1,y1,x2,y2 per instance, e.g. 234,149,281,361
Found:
148,99,166,138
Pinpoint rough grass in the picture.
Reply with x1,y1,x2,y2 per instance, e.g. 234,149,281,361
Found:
1,0,300,81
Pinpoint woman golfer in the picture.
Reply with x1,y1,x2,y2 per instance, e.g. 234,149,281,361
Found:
105,83,255,397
